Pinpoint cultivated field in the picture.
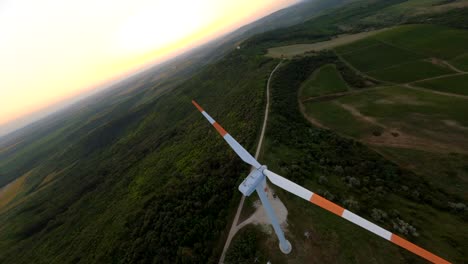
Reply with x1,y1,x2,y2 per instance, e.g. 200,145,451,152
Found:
0,173,26,210
303,86,468,152
266,28,390,58
263,55,467,263
366,60,454,83
299,25,468,165
336,24,468,83
297,26,468,245
451,53,468,71
361,0,468,24
372,24,468,59
300,64,349,98
339,43,424,72
414,74,468,96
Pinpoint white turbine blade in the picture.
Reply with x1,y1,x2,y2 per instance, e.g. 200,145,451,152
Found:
192,100,261,169
263,169,451,264
263,169,313,201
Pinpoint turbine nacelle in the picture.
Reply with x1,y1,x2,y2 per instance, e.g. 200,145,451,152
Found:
239,165,267,197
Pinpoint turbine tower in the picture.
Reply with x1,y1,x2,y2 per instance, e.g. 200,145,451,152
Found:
239,165,292,253
192,100,450,264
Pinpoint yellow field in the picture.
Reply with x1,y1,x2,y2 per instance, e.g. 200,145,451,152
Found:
266,28,390,58
0,172,28,209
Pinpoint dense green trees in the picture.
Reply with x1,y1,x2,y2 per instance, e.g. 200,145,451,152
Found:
225,226,266,264
0,47,277,263
261,55,466,261
269,55,465,217
1,1,467,263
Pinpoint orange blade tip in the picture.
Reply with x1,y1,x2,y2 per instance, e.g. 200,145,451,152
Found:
192,100,204,112
390,234,451,264
213,122,227,136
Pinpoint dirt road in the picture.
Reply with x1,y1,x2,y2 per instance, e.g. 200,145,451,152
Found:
218,61,282,264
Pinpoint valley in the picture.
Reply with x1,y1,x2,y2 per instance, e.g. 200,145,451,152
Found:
1,0,467,263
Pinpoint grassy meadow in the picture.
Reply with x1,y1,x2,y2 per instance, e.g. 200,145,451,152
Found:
293,26,468,263
304,100,381,138
414,74,468,96
266,29,390,58
335,24,468,84
373,24,468,59
236,20,468,263
257,57,466,263
339,43,423,72
303,85,468,152
301,64,349,98
366,60,454,83
451,53,468,71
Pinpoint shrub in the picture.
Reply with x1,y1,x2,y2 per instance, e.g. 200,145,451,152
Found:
371,208,388,222
392,218,419,237
344,198,360,211
318,175,328,185
448,202,467,213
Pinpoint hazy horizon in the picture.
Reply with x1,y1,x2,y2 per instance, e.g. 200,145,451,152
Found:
0,0,299,138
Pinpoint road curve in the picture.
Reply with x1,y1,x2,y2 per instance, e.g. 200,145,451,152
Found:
218,61,282,264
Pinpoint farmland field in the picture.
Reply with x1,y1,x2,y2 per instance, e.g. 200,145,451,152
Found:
300,24,468,157
301,64,349,98
334,38,381,54
451,53,468,71
0,173,27,210
301,84,468,206
366,60,454,83
338,43,423,72
303,86,468,151
334,24,468,84
361,0,468,25
304,100,380,137
247,4,468,264
267,57,467,263
266,28,389,58
293,23,468,263
293,24,468,263
414,74,468,96
372,24,468,59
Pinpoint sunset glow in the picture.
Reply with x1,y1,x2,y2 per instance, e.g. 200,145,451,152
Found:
0,0,298,136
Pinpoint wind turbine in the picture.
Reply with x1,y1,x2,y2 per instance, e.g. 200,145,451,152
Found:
192,100,450,264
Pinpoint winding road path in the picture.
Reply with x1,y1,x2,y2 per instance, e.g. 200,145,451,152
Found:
218,61,282,264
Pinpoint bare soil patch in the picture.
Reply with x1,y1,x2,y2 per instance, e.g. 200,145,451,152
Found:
331,102,467,154
236,187,289,231
426,57,464,73
338,103,384,128
363,131,467,154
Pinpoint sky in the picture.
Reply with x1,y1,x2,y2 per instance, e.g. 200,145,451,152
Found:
0,0,298,137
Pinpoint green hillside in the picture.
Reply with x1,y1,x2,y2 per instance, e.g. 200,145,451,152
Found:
335,24,468,83
267,56,465,263
0,49,277,263
227,1,468,264
301,64,349,98
1,0,467,263
415,74,468,96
